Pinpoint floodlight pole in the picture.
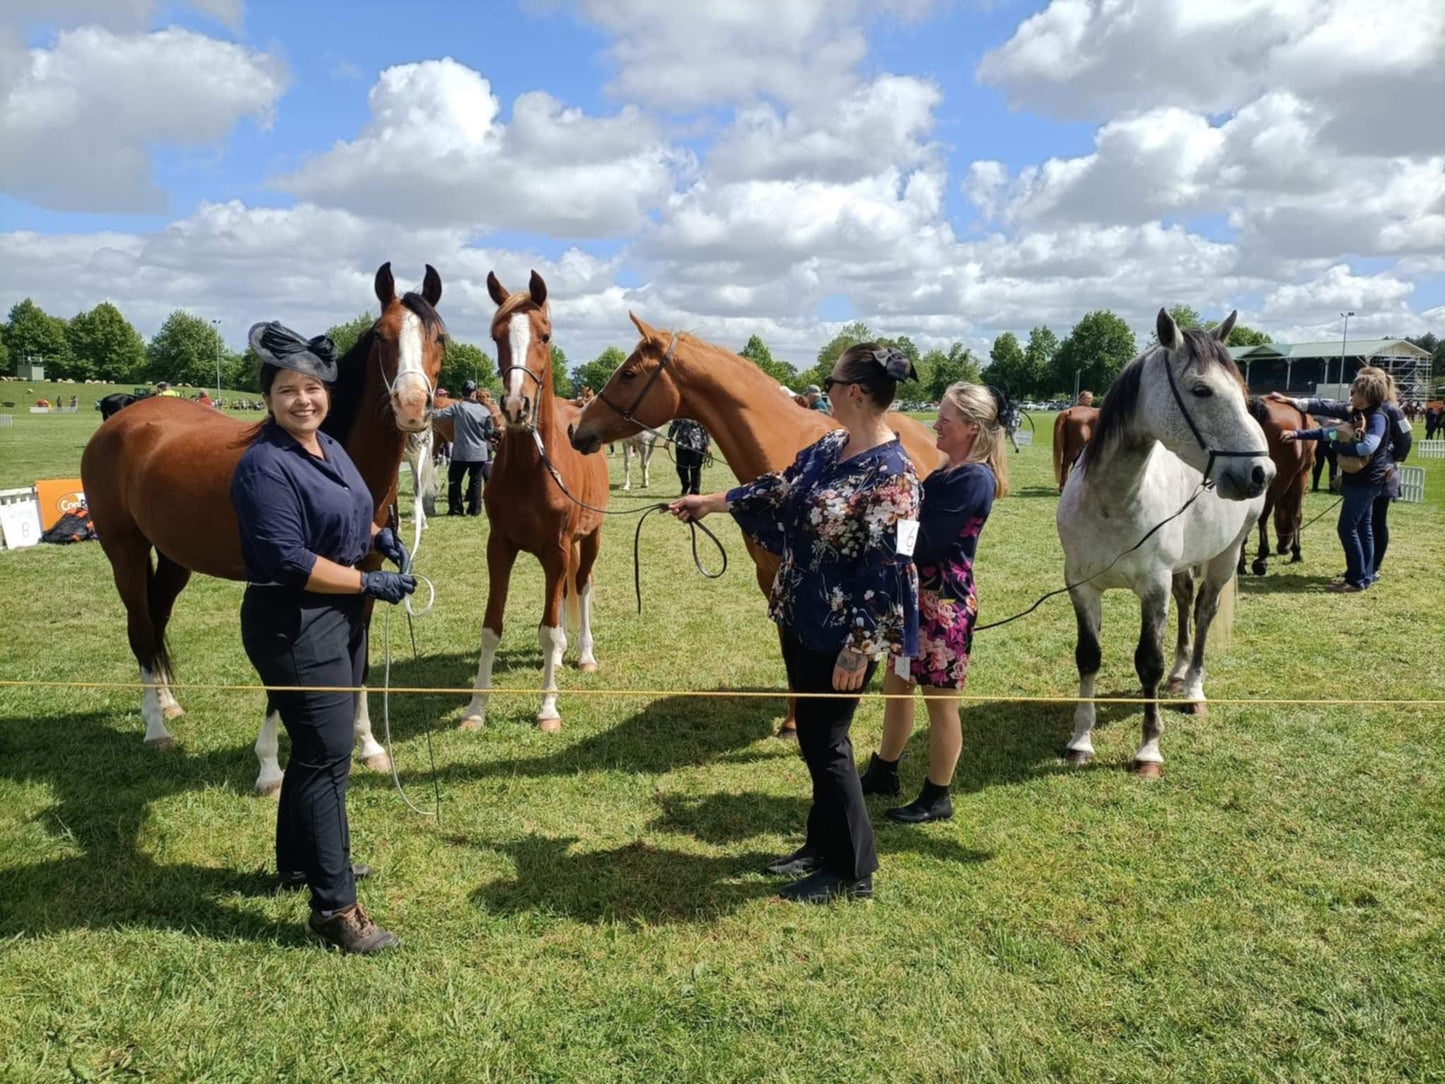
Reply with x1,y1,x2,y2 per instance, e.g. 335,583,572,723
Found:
211,318,223,401
1336,311,1354,394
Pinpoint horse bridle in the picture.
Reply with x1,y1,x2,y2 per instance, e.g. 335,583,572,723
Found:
377,337,436,415
1161,343,1268,486
592,332,678,429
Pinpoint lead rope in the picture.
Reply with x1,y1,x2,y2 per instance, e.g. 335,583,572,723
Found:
380,505,440,818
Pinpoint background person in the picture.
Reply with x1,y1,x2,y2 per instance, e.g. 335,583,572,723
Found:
669,344,920,903
804,383,832,416
434,379,494,515
667,417,712,495
232,321,416,955
860,383,1009,823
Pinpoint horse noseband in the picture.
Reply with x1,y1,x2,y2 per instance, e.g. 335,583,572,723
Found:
1161,347,1268,486
594,332,678,427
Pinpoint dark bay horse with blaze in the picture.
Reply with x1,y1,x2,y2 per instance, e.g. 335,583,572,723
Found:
1053,406,1098,492
568,315,940,737
1239,397,1316,576
82,263,446,794
460,271,608,734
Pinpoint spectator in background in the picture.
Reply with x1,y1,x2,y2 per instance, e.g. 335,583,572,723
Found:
804,384,832,416
667,418,712,496
434,380,494,515
1076,390,1094,407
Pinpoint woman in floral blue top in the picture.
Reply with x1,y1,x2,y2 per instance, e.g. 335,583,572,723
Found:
859,382,1008,824
670,343,920,904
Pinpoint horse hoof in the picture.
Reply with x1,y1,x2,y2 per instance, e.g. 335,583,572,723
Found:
536,716,562,734
144,736,174,751
1064,749,1093,766
1165,678,1184,694
578,660,599,673
458,715,485,732
162,704,186,720
256,781,282,799
1289,554,1302,564
1134,760,1163,779
775,726,798,742
1188,700,1208,717
362,752,392,774
1251,560,1267,576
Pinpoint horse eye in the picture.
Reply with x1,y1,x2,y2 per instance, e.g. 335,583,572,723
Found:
620,369,636,381
1191,385,1213,398
541,333,551,344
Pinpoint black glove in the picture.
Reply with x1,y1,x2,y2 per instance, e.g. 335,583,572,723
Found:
373,527,409,571
361,570,417,605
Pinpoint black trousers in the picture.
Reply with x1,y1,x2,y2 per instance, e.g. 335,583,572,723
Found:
1371,491,1391,574
675,448,704,495
780,630,879,881
448,459,487,515
241,587,365,914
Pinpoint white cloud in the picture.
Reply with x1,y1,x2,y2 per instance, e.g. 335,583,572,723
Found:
277,58,685,238
0,26,284,212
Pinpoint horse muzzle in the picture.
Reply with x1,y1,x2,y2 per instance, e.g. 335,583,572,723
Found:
1215,457,1275,500
569,421,602,455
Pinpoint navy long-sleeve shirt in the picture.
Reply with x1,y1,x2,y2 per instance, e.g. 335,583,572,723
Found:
1289,397,1392,488
914,463,995,597
231,420,375,587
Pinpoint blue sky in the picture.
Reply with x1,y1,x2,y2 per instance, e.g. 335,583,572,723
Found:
1,0,1441,362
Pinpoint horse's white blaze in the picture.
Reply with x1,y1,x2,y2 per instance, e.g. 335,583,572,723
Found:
393,309,428,398
140,666,172,744
537,623,566,721
464,626,501,724
255,709,283,793
354,690,385,763
1068,671,1096,754
504,312,533,417
577,579,597,668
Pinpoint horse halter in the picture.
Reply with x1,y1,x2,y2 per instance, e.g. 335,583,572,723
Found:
1160,343,1268,486
593,332,678,429
377,333,436,415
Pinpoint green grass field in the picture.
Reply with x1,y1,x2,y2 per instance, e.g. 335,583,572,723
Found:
1,398,1442,1081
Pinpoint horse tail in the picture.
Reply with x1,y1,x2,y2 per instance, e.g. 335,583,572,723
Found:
563,540,583,632
1212,570,1236,650
1053,412,1067,488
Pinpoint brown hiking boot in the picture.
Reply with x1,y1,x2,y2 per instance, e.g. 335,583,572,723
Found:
305,903,400,955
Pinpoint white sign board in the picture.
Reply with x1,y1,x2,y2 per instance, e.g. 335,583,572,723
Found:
0,491,42,549
1013,429,1033,447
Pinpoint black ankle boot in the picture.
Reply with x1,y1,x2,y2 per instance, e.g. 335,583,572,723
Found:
885,780,952,823
859,752,901,796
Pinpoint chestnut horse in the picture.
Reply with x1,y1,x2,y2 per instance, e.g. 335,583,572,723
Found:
82,263,445,794
568,315,940,735
460,271,608,733
1238,397,1316,575
1052,405,1099,492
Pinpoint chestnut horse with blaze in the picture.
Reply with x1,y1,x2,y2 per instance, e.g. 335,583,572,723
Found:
1053,406,1099,492
568,315,939,737
460,271,608,734
82,263,446,795
1238,397,1316,575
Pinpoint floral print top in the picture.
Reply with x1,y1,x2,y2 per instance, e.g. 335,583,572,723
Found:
726,428,920,662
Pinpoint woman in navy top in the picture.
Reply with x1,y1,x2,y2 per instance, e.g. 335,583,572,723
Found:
232,321,415,955
1271,367,1394,592
670,343,920,903
859,383,1009,823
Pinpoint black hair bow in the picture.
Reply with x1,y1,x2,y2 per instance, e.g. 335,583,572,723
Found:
870,347,917,383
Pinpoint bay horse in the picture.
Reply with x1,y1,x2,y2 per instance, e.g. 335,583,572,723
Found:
82,263,445,794
1238,397,1315,576
1059,310,1273,777
1053,405,1098,491
460,271,608,733
568,314,940,736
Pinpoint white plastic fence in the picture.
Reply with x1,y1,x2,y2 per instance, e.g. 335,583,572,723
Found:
1398,466,1425,504
1415,440,1445,459
0,414,12,428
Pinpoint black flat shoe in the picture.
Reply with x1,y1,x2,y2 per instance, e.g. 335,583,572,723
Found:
279,863,372,892
765,845,821,877
858,752,901,796
778,870,873,904
885,781,953,824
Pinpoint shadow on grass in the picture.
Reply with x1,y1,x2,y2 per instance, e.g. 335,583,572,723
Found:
1237,572,1337,594
1012,485,1063,500
0,710,294,944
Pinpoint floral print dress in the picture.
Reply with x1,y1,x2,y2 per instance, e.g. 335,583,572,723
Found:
910,463,995,689
726,429,920,666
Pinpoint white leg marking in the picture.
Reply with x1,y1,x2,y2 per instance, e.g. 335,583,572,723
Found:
577,578,598,670
157,677,184,719
1182,668,1206,704
255,709,284,795
537,623,566,723
1168,647,1190,686
463,627,501,728
1067,672,1096,755
354,689,389,770
623,446,632,491
1135,736,1164,765
140,666,174,747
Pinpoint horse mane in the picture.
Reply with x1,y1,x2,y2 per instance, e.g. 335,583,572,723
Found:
401,291,446,340
320,327,377,446
1082,329,1247,470
1248,396,1269,425
490,291,541,335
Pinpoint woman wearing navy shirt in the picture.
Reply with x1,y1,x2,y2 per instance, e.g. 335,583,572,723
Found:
232,322,415,954
859,383,1009,822
670,344,920,903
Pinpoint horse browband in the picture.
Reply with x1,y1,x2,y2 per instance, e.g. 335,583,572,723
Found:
593,332,678,427
1162,343,1268,485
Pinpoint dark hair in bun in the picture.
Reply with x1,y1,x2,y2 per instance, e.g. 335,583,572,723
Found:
831,341,917,412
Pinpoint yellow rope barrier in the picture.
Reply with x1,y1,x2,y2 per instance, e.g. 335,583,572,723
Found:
0,678,1440,707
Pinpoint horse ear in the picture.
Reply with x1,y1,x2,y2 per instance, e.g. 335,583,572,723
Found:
375,262,395,307
1212,310,1238,343
628,311,656,343
529,270,547,307
486,271,509,307
422,264,442,306
1156,308,1181,351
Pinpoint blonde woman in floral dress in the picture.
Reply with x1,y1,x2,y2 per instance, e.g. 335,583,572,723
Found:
670,344,920,903
859,382,1009,823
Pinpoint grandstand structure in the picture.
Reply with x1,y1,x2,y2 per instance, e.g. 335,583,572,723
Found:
1230,338,1434,401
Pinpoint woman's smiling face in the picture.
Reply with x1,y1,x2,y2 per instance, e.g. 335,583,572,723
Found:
266,372,329,440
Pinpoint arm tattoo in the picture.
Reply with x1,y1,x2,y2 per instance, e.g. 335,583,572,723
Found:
838,650,865,674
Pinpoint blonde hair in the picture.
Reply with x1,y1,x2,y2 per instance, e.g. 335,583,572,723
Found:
939,382,1010,497
1356,365,1397,403
1350,367,1389,409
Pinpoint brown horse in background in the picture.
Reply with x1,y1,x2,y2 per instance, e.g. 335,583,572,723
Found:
82,263,445,794
568,315,940,736
1053,406,1099,491
460,271,608,734
1239,397,1316,575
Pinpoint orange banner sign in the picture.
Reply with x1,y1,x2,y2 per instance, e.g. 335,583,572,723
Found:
34,478,86,530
